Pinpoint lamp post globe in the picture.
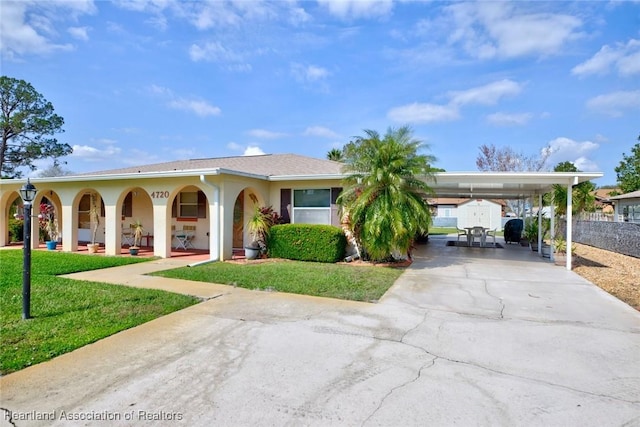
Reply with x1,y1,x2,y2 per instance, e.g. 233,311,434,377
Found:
19,179,37,320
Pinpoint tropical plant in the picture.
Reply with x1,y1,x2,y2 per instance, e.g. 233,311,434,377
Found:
523,215,550,243
38,203,57,242
548,161,596,216
337,126,436,262
553,236,575,255
327,148,344,162
246,205,280,252
89,193,100,246
131,219,144,248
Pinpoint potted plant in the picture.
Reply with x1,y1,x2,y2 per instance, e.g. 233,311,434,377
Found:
245,205,279,260
87,193,101,253
40,204,58,250
523,218,539,251
523,216,550,252
45,215,58,250
129,220,144,256
553,236,575,266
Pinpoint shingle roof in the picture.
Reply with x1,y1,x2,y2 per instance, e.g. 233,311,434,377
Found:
608,190,640,200
78,153,344,177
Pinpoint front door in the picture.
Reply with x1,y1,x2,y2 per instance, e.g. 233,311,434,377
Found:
232,191,244,248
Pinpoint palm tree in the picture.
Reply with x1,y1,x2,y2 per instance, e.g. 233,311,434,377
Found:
549,161,596,216
337,126,436,262
326,148,344,162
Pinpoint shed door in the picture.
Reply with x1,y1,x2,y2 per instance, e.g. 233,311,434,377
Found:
467,205,490,228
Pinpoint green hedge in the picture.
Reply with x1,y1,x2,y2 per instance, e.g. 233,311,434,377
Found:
8,218,23,242
268,224,346,263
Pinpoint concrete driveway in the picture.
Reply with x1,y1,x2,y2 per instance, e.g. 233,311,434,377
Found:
1,237,639,426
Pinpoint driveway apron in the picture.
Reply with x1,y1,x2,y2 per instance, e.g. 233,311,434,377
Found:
1,237,639,427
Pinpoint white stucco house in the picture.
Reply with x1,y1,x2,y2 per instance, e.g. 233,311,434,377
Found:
609,190,640,223
0,154,344,260
0,153,603,269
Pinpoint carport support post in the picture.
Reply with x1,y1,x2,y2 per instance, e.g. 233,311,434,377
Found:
550,203,555,262
538,194,543,258
565,179,575,270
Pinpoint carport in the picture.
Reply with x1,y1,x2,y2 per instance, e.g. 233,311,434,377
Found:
429,171,603,270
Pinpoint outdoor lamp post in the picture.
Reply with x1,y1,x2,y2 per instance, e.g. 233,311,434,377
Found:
19,179,37,320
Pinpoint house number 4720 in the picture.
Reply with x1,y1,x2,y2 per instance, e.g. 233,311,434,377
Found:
151,191,170,198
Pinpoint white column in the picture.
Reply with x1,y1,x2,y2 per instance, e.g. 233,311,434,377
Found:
153,203,171,258
550,202,555,262
538,193,543,258
566,181,574,270
104,203,119,256
61,203,78,252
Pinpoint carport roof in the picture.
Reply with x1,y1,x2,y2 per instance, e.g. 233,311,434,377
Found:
429,171,603,199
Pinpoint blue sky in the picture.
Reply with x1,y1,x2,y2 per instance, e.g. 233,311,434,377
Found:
2,1,639,186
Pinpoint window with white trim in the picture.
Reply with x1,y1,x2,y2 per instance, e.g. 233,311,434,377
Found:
179,192,198,218
293,189,331,225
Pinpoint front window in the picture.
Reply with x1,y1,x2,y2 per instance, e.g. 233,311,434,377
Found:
179,192,198,218
293,189,331,225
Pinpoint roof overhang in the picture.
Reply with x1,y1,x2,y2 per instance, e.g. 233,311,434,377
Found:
428,172,603,199
1,170,603,200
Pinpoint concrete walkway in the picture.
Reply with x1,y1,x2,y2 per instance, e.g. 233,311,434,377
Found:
1,236,639,426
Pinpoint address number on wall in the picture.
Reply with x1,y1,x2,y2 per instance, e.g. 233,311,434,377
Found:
151,191,170,198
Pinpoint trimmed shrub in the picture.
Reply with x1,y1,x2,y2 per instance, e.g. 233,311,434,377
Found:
268,224,346,263
8,218,23,242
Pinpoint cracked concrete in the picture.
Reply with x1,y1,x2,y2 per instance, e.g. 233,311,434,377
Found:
1,235,639,426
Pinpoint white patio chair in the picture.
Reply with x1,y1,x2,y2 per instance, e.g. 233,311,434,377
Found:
121,224,135,246
471,226,486,247
456,227,468,244
174,225,196,250
485,228,497,247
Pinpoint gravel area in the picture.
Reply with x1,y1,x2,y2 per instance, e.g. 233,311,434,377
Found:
571,243,640,311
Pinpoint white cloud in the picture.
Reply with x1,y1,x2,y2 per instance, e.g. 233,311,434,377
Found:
586,90,640,117
71,141,121,162
290,63,330,83
317,0,393,20
545,137,600,171
572,39,640,77
188,41,252,71
443,2,583,60
449,79,523,106
226,142,266,156
67,26,90,41
486,112,533,126
388,103,459,124
149,84,221,117
247,129,287,139
389,79,523,124
289,6,312,26
168,99,221,117
0,1,96,59
227,142,242,151
303,126,340,139
244,146,266,156
571,39,640,76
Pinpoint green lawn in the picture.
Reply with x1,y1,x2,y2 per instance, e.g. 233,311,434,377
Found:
0,250,198,374
152,259,405,302
428,227,458,235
